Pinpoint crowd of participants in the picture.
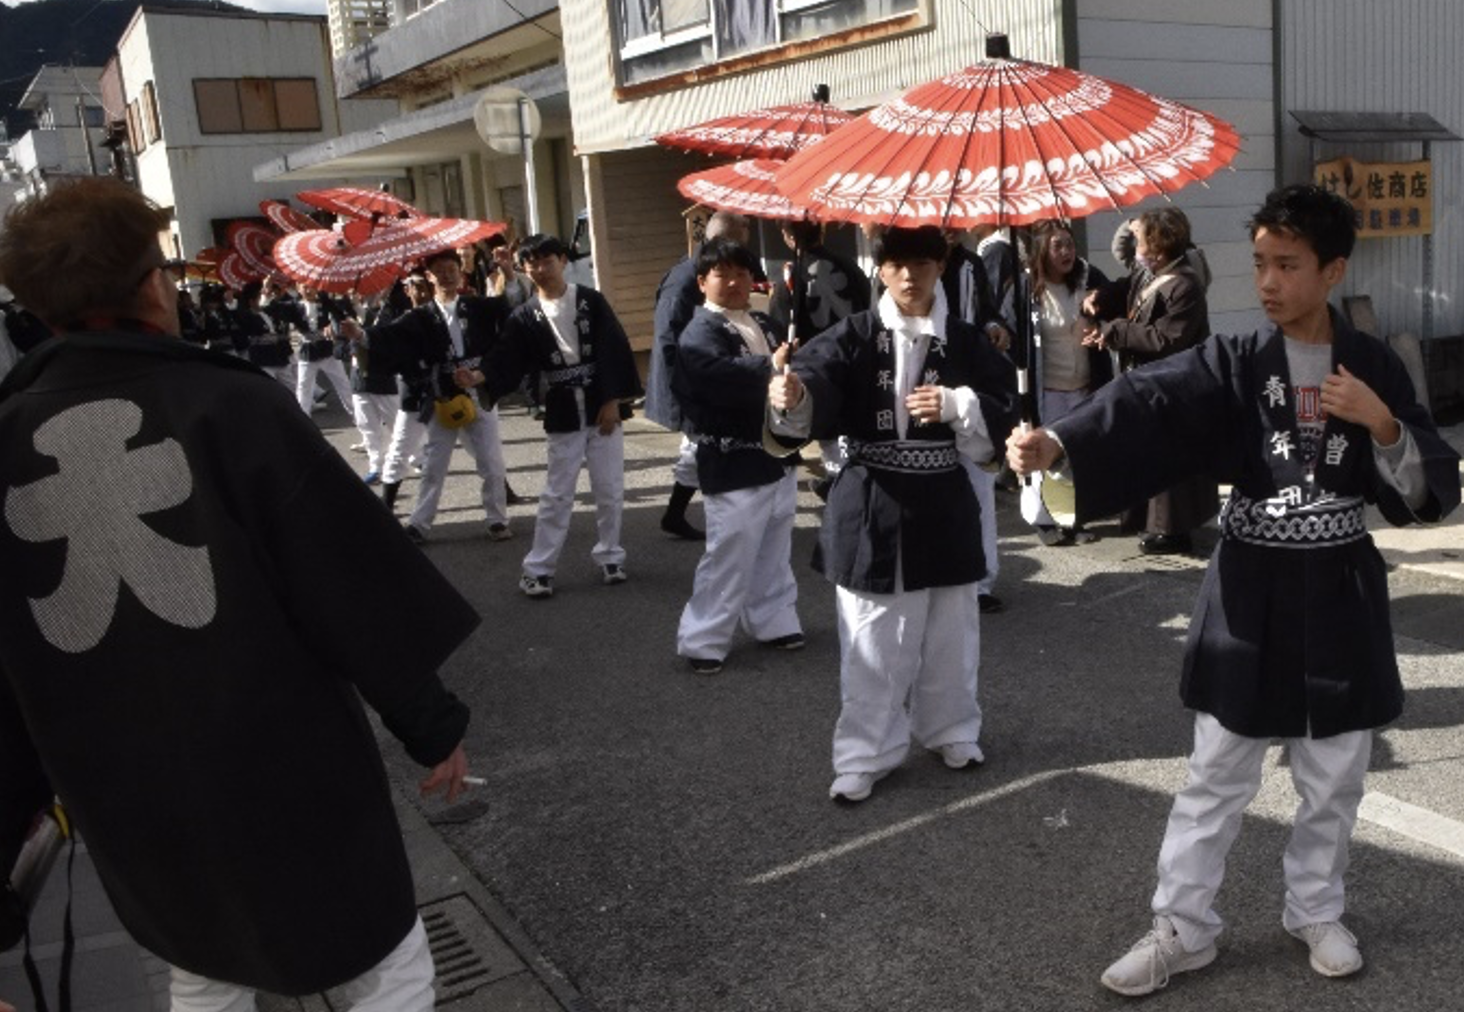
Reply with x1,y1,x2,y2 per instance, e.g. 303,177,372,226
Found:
1,181,1459,1006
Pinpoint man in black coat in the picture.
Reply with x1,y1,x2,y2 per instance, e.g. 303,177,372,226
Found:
0,178,475,1008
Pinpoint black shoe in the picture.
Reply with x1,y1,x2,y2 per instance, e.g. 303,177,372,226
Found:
1036,524,1072,547
403,523,426,544
978,593,1004,614
1068,526,1100,545
1139,533,1193,556
661,514,706,541
506,489,536,506
761,633,806,651
688,656,723,675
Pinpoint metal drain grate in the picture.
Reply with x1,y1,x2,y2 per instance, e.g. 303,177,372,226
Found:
419,894,499,1000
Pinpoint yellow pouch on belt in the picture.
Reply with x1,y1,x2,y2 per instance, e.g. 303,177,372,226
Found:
434,393,477,429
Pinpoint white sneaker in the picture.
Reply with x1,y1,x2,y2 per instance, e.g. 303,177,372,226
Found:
937,741,985,769
1100,915,1217,996
602,563,628,585
829,770,888,803
1290,921,1363,977
519,573,553,599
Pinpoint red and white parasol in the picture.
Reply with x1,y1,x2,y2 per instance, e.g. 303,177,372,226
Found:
775,36,1241,227
260,199,320,234
656,87,853,161
297,186,424,221
225,221,280,278
215,251,259,291
676,159,809,220
272,217,507,295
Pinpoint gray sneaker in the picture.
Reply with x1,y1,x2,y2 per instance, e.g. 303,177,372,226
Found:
1289,921,1362,977
487,523,514,542
519,573,553,599
1100,915,1217,996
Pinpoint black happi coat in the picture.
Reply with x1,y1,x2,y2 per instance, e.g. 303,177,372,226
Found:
791,310,1019,594
645,255,701,431
673,306,791,495
362,295,508,413
236,304,290,367
488,285,642,433
0,330,477,993
1051,311,1461,738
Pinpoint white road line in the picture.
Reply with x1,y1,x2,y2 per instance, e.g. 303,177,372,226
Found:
744,770,1066,886
1358,791,1464,860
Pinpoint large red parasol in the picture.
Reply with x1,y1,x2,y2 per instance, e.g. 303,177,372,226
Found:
297,186,423,221
272,217,507,295
225,221,280,278
656,86,853,161
260,199,319,234
775,36,1241,227
216,251,260,291
676,159,809,220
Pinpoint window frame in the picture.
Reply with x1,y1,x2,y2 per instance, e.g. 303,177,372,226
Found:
193,77,322,136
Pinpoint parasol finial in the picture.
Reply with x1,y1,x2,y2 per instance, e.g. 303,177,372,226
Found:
812,83,831,104
984,33,1011,60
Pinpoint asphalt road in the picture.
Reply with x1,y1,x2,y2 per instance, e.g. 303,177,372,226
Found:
321,400,1464,1012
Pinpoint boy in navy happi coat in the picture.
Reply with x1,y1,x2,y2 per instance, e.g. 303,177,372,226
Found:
1009,185,1461,995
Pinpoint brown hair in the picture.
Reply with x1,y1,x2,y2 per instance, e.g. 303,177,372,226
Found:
0,178,171,328
1136,207,1192,264
1027,219,1082,297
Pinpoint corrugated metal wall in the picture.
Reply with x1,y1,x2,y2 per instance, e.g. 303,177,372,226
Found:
1074,0,1275,335
1279,0,1464,341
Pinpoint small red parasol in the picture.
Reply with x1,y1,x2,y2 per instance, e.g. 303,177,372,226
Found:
655,86,853,161
676,159,809,220
272,217,507,295
225,222,280,278
215,251,260,291
296,186,423,221
260,199,320,234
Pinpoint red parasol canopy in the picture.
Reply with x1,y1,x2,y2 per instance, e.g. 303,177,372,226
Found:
225,221,279,278
656,87,854,161
272,217,507,295
260,199,319,234
216,251,259,291
775,36,1241,228
676,159,809,221
296,186,423,221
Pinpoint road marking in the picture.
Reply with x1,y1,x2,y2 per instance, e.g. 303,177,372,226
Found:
744,770,1066,885
1358,791,1464,860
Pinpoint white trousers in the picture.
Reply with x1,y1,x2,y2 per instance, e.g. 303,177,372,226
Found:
295,356,353,414
677,473,801,661
1021,387,1092,527
672,434,699,488
169,917,433,1012
1153,712,1373,953
406,401,508,532
523,425,626,576
832,580,983,774
352,392,399,473
383,408,428,486
970,465,999,595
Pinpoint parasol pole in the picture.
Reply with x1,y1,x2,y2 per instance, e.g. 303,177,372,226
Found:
519,97,541,235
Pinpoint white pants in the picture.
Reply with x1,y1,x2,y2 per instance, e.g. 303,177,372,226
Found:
1021,387,1091,527
169,917,433,1012
832,580,982,774
383,407,428,486
406,401,508,532
677,473,801,661
296,356,353,414
672,434,699,488
1153,712,1373,953
352,392,398,474
523,425,626,577
970,466,999,595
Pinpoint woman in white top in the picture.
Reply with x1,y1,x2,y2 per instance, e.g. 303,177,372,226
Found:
1022,220,1114,545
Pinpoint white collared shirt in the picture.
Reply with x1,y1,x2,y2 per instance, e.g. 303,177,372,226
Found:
435,297,464,358
705,300,771,357
539,283,580,364
878,287,945,438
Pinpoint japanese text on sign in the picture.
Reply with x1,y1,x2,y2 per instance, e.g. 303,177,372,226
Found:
1314,157,1432,238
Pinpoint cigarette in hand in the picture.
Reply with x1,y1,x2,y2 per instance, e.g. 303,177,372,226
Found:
462,776,486,787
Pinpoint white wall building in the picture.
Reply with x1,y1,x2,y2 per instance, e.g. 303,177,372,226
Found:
8,66,106,199
114,6,397,259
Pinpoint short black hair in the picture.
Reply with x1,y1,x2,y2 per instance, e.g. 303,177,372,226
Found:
695,236,759,278
1248,184,1356,266
516,233,569,263
874,225,948,265
423,248,462,270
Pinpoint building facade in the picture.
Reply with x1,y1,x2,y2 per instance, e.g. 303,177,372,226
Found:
114,6,396,259
7,66,106,200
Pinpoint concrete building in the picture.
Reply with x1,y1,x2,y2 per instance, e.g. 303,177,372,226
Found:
7,66,106,200
326,0,393,55
113,5,397,259
256,0,581,257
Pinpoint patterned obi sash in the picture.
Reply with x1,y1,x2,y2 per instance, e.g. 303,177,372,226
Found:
543,361,597,388
846,439,961,474
1220,490,1368,548
694,434,765,453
